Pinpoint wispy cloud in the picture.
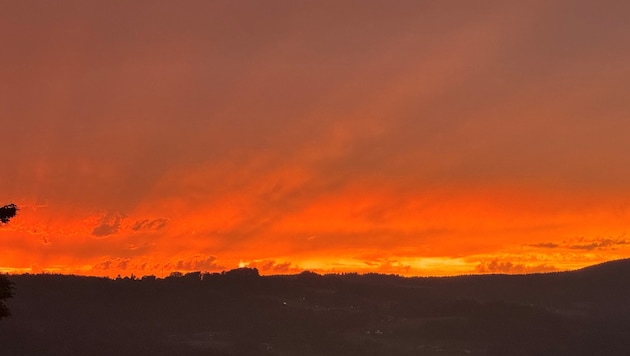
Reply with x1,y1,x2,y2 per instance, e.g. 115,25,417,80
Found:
475,259,559,274
527,237,628,251
132,218,168,231
92,212,125,238
243,260,300,274
527,242,560,249
91,255,225,275
568,237,628,251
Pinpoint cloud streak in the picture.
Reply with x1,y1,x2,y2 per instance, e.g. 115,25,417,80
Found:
92,212,125,238
528,237,629,251
475,259,559,274
132,218,168,231
568,238,628,251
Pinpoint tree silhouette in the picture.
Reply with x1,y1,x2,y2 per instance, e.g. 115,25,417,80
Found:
0,276,11,320
0,203,17,319
0,203,18,224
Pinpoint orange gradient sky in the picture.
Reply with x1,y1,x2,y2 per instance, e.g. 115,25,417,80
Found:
2,1,630,277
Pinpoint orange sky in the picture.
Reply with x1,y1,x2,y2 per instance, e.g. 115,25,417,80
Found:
2,1,630,278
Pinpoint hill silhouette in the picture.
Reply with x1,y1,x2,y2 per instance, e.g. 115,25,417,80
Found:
1,260,630,355
574,257,630,277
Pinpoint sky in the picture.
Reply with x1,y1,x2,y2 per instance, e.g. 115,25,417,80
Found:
1,1,630,277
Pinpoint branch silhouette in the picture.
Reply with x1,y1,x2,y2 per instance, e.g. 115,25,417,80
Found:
0,203,18,224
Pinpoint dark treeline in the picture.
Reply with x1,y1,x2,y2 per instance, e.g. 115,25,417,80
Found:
0,275,11,320
2,260,630,355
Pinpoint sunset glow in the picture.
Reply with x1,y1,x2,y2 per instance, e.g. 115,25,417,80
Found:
2,1,630,278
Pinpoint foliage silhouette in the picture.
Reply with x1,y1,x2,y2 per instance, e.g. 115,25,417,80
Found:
0,276,11,320
0,203,17,224
0,204,17,319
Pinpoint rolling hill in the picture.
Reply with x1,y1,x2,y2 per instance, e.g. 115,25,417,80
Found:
1,259,630,355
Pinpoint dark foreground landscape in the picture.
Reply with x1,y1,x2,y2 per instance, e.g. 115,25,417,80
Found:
2,260,630,356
